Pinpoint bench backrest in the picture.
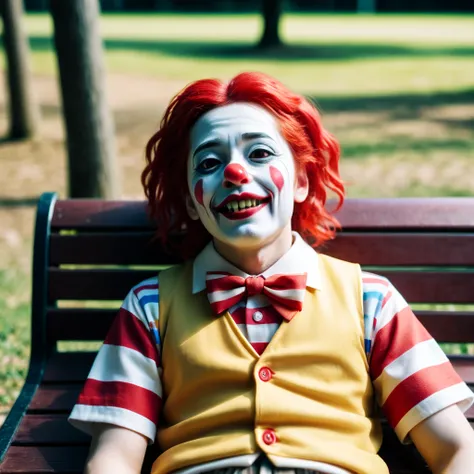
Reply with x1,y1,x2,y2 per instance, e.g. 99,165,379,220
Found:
39,193,474,355
1,192,471,474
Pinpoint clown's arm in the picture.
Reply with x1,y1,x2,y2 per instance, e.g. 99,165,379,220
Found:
68,277,162,474
84,424,147,474
409,404,474,473
364,273,474,473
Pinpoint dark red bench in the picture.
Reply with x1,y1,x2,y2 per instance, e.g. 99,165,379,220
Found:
0,192,473,473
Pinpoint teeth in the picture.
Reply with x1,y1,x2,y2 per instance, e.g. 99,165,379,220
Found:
223,198,266,212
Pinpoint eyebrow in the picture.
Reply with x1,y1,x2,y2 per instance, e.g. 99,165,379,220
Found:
193,139,222,158
241,132,273,141
192,132,275,158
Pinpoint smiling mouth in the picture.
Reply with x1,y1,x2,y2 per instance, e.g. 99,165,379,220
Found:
215,194,271,220
221,198,267,213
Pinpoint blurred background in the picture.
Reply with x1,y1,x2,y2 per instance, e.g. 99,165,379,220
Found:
0,0,473,424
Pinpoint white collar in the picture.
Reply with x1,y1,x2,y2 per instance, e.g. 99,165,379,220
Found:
192,232,322,294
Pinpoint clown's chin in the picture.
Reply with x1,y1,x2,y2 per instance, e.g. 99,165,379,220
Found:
214,219,292,252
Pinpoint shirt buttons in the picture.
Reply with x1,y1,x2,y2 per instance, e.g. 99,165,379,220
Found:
259,366,272,382
262,429,277,445
252,311,263,322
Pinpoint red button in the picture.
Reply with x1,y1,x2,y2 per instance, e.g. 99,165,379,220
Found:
262,429,277,445
259,367,272,382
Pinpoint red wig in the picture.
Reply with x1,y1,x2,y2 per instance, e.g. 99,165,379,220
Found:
142,71,345,258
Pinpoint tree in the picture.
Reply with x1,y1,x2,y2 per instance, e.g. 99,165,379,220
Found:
357,0,377,12
24,0,48,10
259,0,284,48
1,0,39,139
49,0,120,198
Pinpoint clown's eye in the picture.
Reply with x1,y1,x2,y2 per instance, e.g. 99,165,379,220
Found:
197,158,221,173
249,148,272,160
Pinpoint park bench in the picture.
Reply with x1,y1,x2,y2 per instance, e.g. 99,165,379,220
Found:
0,191,473,474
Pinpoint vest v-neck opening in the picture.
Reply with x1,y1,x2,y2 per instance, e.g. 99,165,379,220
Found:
223,308,293,359
223,310,261,359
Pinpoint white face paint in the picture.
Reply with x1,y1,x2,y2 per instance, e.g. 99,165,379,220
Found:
187,103,307,250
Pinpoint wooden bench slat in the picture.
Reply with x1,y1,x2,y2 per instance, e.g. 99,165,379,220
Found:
48,269,156,301
46,308,474,344
0,446,89,473
334,197,474,230
449,357,474,384
12,415,90,445
416,312,474,343
26,375,474,422
49,233,180,266
47,309,116,341
49,232,474,266
43,353,97,383
322,233,474,266
10,412,472,448
374,272,474,304
27,379,474,417
0,445,158,474
29,385,82,413
52,201,153,230
51,198,474,230
333,198,474,230
5,421,473,474
41,351,474,388
48,268,474,303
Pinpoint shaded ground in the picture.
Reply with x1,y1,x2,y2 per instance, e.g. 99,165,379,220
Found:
24,35,474,61
0,70,473,421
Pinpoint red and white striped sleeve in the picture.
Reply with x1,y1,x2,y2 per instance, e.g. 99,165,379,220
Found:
68,276,162,443
363,272,474,443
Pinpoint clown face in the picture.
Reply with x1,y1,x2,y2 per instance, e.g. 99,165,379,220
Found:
187,103,308,252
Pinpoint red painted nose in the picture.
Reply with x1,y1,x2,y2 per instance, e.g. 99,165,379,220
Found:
223,163,251,187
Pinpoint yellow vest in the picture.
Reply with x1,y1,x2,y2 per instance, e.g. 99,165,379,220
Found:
153,254,388,474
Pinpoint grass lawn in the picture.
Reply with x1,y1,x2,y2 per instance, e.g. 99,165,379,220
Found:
18,13,474,95
0,13,473,421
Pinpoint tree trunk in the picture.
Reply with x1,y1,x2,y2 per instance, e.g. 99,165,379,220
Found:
259,0,283,48
357,0,377,12
49,0,120,198
220,0,233,12
1,0,39,139
154,0,173,10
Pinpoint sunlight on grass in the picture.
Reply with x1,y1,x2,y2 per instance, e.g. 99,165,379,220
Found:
21,13,474,46
0,269,30,408
7,13,472,97
105,53,474,96
57,341,103,352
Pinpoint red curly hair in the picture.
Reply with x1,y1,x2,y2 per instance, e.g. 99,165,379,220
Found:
142,71,345,258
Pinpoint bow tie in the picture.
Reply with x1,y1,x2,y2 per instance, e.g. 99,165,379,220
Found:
206,272,307,321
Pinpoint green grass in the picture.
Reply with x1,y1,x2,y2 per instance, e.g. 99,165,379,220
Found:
0,269,30,409
1,13,473,96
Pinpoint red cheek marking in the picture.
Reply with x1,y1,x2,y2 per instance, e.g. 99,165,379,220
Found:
270,166,284,191
194,179,204,206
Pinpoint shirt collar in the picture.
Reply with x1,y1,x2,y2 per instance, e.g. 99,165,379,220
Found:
192,232,322,294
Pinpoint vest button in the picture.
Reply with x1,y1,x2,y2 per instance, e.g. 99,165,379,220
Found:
259,367,272,382
262,429,277,445
252,311,263,322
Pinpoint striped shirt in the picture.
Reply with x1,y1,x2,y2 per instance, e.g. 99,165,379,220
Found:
69,234,474,473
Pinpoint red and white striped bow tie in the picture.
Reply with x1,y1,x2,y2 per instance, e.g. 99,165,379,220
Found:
206,272,307,321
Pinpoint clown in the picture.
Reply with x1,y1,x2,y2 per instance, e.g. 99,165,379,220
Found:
69,72,474,474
